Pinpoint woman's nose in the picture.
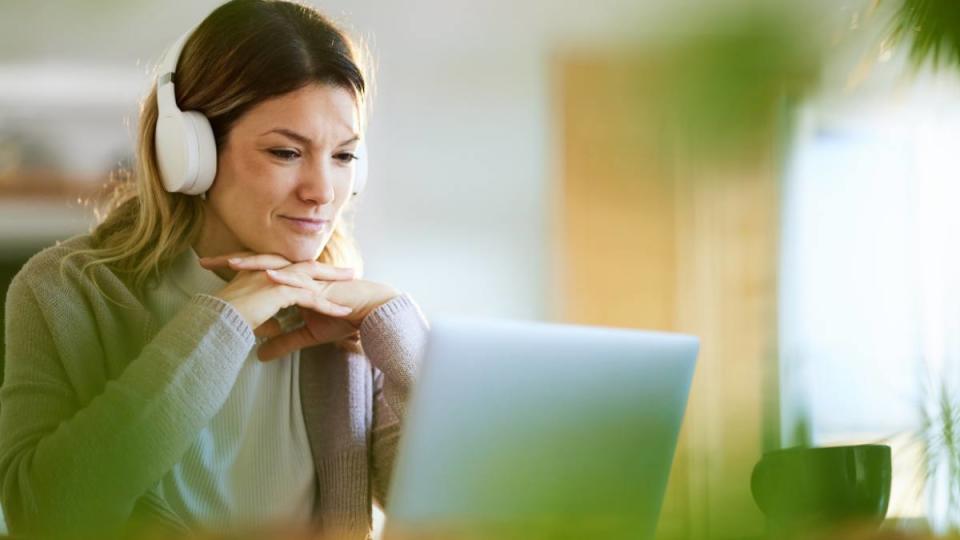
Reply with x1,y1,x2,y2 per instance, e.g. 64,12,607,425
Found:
297,164,336,205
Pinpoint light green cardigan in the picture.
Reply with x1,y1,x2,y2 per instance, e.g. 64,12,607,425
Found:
0,235,429,539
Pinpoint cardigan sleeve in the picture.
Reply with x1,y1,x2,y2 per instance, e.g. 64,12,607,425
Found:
0,269,255,538
358,293,430,505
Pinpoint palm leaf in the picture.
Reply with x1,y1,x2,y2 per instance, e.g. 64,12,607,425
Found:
890,0,960,68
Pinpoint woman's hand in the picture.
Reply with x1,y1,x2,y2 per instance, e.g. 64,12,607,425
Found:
200,252,401,360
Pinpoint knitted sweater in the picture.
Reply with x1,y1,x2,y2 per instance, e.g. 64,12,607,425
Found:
0,235,429,539
143,246,317,529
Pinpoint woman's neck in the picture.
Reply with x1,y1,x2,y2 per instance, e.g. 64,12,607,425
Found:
193,208,245,282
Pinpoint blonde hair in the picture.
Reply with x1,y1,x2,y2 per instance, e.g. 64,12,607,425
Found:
64,0,370,301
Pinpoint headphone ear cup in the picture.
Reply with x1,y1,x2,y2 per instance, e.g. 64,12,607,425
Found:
155,110,216,195
182,110,217,195
155,111,192,193
154,28,217,196
352,141,368,196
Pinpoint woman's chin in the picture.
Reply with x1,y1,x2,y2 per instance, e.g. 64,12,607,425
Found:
278,239,328,262
244,231,329,262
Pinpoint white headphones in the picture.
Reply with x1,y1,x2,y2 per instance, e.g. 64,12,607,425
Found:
154,30,368,197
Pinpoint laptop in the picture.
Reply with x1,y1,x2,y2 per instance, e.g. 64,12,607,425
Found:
383,318,699,540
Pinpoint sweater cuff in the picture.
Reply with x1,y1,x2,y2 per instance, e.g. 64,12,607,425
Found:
359,293,429,388
191,293,256,348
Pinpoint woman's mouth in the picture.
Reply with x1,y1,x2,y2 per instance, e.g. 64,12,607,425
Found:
279,216,331,233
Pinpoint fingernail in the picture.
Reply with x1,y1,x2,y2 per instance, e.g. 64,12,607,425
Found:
228,258,242,265
335,305,353,315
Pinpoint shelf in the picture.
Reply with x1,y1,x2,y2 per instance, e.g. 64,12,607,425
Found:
0,171,117,256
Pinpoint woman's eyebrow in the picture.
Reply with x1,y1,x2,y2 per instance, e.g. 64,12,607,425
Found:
261,128,312,145
260,128,360,146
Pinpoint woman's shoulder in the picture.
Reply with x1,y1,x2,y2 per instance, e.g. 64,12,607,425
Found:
9,233,133,303
15,233,95,282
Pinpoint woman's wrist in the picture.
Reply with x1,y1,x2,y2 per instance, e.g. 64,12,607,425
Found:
356,284,402,324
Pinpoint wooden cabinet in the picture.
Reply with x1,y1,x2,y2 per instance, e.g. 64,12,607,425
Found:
555,53,782,540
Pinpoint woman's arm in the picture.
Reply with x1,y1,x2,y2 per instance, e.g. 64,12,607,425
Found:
357,294,430,505
193,253,431,504
0,271,255,538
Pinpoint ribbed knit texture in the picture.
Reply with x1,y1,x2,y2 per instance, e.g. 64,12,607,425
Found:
0,235,430,540
143,247,316,532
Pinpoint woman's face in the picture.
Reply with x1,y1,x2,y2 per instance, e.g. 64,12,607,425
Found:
200,83,361,262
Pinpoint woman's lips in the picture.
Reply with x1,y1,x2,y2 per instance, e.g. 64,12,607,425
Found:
280,216,330,233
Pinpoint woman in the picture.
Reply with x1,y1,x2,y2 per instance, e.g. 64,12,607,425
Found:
0,1,428,538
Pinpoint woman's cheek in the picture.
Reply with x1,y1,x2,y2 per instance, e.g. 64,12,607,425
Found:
337,173,354,202
248,161,291,197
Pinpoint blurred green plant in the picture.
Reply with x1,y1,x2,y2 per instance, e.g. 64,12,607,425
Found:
651,7,823,160
919,377,960,533
889,0,960,68
886,0,960,531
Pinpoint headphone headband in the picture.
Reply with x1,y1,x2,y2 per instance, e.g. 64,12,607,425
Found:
156,30,192,114
159,31,191,79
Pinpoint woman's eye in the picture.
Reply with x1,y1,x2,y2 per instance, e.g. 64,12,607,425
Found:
268,149,301,161
335,152,359,163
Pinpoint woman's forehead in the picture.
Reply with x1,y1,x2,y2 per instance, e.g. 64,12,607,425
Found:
237,84,359,141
